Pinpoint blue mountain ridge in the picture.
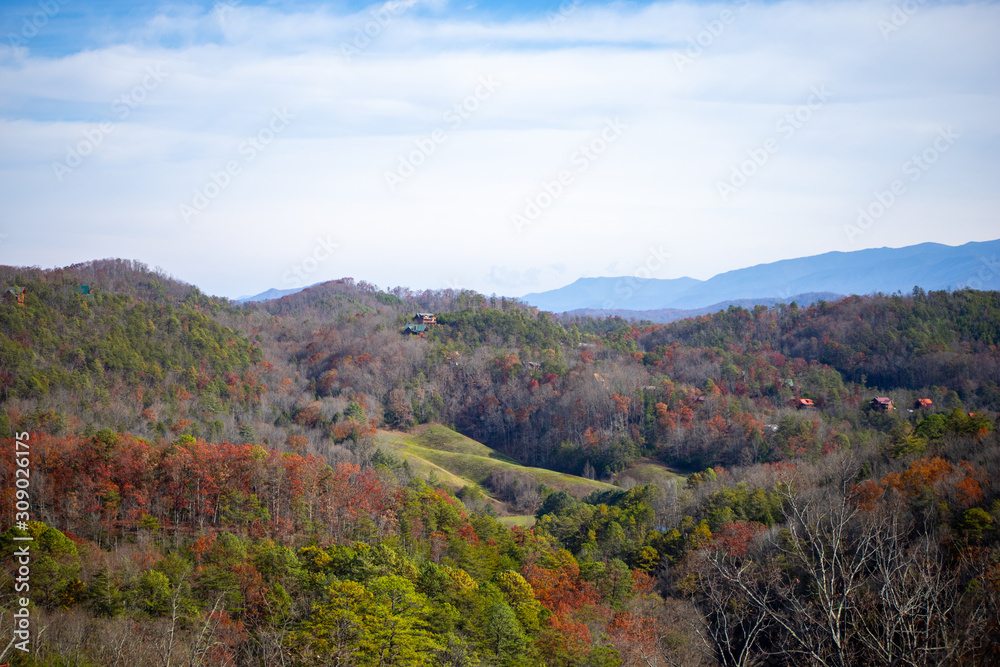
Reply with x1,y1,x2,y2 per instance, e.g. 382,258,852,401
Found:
235,286,310,303
520,240,1000,313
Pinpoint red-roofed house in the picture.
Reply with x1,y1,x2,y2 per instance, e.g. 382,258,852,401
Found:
870,397,895,412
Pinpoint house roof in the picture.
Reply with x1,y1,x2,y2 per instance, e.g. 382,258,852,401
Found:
403,324,427,333
915,398,933,406
415,312,434,317
797,398,815,406
872,397,894,405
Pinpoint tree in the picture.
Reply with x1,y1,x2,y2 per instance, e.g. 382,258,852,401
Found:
386,388,415,428
493,570,542,633
699,456,999,667
697,542,771,667
484,602,527,662
289,580,371,666
706,474,873,667
291,576,441,666
135,569,172,616
363,576,441,666
89,569,126,618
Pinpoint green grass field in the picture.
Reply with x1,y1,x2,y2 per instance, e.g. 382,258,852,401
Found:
497,515,536,528
375,424,616,498
616,458,686,487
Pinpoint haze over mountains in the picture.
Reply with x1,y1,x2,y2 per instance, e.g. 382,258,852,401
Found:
520,240,1000,320
235,240,1000,321
236,286,310,303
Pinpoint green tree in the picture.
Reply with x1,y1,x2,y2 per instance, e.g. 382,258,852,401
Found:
88,570,125,617
135,569,172,616
291,576,441,667
483,602,527,662
915,414,947,440
1,522,81,609
493,571,541,633
291,580,372,666
346,401,366,423
363,576,442,666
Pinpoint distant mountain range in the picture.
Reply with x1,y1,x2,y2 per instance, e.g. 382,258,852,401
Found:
521,240,1000,319
236,286,310,303
561,293,846,324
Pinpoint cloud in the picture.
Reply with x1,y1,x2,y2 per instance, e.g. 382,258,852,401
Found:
0,0,997,299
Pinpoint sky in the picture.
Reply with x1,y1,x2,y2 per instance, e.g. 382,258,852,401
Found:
0,0,998,300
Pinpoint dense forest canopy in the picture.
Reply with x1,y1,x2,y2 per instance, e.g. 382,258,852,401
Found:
0,259,997,666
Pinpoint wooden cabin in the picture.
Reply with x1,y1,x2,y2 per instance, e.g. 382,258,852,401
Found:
402,323,427,337
3,286,26,306
413,312,436,326
870,397,895,412
913,398,933,410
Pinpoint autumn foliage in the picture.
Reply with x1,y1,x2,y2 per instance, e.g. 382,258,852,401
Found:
0,432,394,544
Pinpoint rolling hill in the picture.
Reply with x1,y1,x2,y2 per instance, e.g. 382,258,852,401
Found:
376,424,617,498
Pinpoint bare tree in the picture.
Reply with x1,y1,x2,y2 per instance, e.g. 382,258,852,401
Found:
852,500,994,666
699,454,997,667
697,552,771,667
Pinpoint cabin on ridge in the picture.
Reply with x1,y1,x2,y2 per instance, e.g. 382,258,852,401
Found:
870,397,895,412
413,313,437,326
3,286,26,306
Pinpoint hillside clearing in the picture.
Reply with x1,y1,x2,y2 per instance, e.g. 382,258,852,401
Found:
376,425,616,498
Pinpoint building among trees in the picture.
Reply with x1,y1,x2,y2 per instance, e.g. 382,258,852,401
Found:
3,286,26,305
870,396,895,412
402,323,427,337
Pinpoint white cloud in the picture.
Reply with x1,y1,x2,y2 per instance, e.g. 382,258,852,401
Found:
0,0,998,299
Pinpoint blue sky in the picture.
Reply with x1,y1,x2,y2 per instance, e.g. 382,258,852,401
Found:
2,1,617,56
1,0,998,300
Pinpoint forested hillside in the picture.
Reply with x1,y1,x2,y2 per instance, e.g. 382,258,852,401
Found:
0,260,997,666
